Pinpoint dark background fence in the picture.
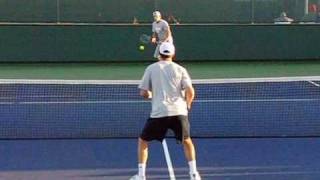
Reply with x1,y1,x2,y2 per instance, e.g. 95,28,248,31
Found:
0,0,319,24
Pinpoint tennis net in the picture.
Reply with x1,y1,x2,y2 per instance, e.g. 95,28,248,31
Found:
1,76,320,139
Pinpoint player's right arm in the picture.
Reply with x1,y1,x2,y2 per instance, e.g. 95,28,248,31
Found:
181,68,194,110
140,89,152,99
185,86,195,110
151,23,157,44
151,32,157,44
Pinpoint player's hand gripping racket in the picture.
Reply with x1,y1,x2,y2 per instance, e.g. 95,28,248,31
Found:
139,34,160,45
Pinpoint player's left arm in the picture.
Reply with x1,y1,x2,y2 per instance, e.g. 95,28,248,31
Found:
151,23,157,44
163,27,172,42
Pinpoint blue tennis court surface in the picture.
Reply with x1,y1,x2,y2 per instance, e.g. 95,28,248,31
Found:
0,138,320,180
0,77,319,179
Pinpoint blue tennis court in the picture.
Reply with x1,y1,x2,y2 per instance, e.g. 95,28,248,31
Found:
1,138,320,179
0,77,319,179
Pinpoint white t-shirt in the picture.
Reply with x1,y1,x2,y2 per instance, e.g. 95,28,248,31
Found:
152,19,173,43
139,61,192,118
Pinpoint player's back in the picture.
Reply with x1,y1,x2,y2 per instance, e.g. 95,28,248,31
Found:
146,61,191,118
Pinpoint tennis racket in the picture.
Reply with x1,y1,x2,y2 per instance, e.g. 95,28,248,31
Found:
139,34,152,44
139,34,160,45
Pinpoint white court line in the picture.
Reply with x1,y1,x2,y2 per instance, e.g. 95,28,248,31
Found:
142,171,320,178
197,170,320,177
0,165,301,174
0,98,320,105
0,76,320,84
0,95,75,99
308,81,320,87
195,99,320,102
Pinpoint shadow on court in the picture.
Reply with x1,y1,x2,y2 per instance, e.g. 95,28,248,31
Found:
0,138,320,180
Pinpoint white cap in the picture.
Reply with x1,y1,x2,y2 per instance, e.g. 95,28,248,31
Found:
159,42,175,56
153,11,161,17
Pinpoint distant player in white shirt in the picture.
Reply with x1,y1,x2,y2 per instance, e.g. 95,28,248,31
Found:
151,11,173,59
130,43,201,180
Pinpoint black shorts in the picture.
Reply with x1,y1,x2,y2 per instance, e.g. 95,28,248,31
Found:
140,115,190,143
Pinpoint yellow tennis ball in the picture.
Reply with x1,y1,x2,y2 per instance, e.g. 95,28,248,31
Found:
139,45,145,51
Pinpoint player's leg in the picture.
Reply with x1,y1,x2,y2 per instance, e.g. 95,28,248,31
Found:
130,138,148,180
183,138,196,161
138,138,148,177
138,138,148,163
130,118,168,180
170,116,201,180
183,138,201,180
